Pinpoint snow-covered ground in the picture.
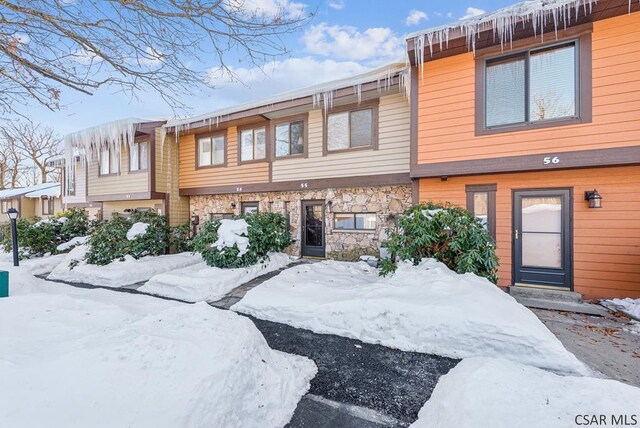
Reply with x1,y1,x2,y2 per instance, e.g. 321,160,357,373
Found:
602,297,640,321
0,264,316,427
409,358,640,428
139,253,292,302
233,259,589,375
47,245,202,287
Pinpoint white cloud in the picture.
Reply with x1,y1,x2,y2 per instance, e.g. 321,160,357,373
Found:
446,12,454,18
405,9,428,26
327,0,344,10
461,7,486,19
302,23,403,63
226,0,306,18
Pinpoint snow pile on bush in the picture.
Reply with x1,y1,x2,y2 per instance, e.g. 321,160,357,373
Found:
0,280,316,427
47,245,201,287
214,219,250,256
126,222,149,240
602,298,640,321
139,252,292,302
410,358,640,428
233,259,589,375
56,236,89,252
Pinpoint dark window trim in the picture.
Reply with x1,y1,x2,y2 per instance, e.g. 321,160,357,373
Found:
333,212,377,231
237,122,269,165
67,168,77,196
241,201,259,215
466,184,496,241
98,146,120,177
475,30,592,136
41,198,54,216
195,130,227,170
323,99,379,156
128,136,150,173
209,212,234,220
271,113,309,160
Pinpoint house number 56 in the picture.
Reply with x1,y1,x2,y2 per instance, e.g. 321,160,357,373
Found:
543,156,560,165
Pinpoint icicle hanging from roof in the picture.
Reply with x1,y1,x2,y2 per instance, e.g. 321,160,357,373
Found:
407,0,608,71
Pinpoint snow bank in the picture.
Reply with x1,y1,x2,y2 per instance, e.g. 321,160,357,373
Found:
47,245,202,287
139,253,292,302
410,358,640,428
0,276,315,427
233,259,589,375
126,222,149,240
214,219,250,257
21,253,69,276
602,298,640,321
56,236,89,252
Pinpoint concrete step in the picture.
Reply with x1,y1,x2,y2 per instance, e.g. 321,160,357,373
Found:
514,296,610,317
509,285,582,303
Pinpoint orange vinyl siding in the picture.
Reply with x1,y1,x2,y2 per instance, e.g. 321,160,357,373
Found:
179,126,269,189
418,166,640,299
416,13,640,164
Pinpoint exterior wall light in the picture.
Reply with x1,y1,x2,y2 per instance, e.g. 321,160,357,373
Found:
230,202,236,209
584,189,603,209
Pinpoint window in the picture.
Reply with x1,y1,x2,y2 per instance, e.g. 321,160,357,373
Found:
209,213,234,220
275,120,304,157
99,147,118,175
241,202,259,215
42,198,54,216
67,171,76,196
334,213,377,231
327,107,374,151
240,126,266,162
129,140,149,171
466,184,496,241
1,200,14,213
485,42,577,128
197,134,225,167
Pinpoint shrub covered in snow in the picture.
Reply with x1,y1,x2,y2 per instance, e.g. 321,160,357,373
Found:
380,202,498,283
193,212,290,268
1,208,91,259
170,221,193,253
86,210,169,265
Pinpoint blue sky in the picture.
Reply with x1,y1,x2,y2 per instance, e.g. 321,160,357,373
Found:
31,0,515,135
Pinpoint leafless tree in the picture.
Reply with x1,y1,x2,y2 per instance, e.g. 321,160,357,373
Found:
0,121,62,185
0,0,311,118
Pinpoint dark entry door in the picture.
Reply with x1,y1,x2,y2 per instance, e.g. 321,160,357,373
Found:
513,189,572,289
302,201,325,257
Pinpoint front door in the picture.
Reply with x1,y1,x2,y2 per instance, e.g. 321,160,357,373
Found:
301,201,325,257
513,189,572,289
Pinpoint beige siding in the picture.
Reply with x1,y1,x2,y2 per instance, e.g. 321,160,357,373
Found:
272,92,410,182
64,161,87,205
87,143,149,197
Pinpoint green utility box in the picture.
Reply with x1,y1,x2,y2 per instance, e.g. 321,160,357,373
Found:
0,270,8,298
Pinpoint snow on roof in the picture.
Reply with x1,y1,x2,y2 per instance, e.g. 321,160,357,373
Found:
407,0,601,65
165,62,409,130
25,184,61,199
0,183,60,200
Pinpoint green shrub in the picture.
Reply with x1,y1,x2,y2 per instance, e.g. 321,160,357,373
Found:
58,208,90,242
379,202,499,283
170,222,193,253
85,210,169,265
2,217,62,259
193,212,291,268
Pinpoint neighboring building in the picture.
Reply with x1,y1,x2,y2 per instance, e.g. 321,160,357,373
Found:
167,64,412,259
48,156,100,220
63,118,189,226
406,0,640,298
0,183,62,225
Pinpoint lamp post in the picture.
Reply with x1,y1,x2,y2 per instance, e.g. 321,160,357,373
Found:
7,208,19,267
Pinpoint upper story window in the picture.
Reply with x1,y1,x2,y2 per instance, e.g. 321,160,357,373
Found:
99,147,118,175
326,106,375,151
240,126,266,162
197,134,225,167
129,140,149,171
275,120,304,157
67,171,76,196
485,41,577,128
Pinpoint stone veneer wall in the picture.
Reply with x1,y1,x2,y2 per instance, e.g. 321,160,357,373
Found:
190,184,412,260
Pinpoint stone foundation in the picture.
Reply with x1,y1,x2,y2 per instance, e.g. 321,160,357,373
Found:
190,184,412,261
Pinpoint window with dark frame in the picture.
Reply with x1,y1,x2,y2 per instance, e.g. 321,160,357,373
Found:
240,127,266,162
466,184,496,241
42,198,54,216
241,201,259,215
99,147,118,175
485,41,577,128
198,135,225,167
275,121,304,157
129,140,149,171
209,213,234,220
67,171,76,196
327,107,373,151
333,213,377,231
1,200,12,213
